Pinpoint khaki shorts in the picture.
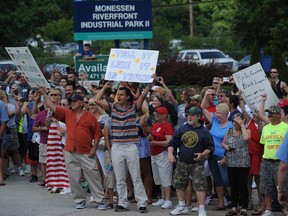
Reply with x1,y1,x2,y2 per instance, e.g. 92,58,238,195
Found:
39,143,47,164
104,151,116,189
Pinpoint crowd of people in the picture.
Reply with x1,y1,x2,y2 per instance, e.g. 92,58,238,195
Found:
0,65,288,216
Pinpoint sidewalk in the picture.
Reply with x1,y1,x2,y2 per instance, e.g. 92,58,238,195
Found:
0,174,282,216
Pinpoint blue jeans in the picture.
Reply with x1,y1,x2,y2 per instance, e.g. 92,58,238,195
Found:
208,154,230,187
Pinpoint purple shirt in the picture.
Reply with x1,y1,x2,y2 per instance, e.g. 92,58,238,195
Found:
33,109,48,144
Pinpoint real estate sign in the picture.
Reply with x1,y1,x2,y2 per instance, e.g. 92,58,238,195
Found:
75,55,108,81
73,0,152,40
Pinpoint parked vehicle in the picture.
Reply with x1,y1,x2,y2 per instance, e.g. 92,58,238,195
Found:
0,60,18,72
42,64,69,76
238,55,251,69
64,42,79,53
177,49,239,72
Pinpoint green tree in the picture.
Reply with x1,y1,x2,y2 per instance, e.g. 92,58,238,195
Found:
232,0,288,53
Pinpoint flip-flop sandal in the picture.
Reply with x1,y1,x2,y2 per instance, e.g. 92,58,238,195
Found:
251,210,263,215
213,206,226,211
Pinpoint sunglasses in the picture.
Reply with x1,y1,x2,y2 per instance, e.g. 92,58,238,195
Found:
60,103,67,106
84,101,88,104
89,103,96,106
50,94,59,97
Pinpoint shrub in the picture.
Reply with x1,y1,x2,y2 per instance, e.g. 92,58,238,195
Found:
156,58,232,87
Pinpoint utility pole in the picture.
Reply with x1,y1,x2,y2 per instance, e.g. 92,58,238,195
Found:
189,0,193,39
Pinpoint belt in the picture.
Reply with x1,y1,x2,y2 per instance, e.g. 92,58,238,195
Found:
264,159,280,163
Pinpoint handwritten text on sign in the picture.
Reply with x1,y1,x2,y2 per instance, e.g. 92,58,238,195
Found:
232,63,279,112
105,49,159,83
5,47,49,87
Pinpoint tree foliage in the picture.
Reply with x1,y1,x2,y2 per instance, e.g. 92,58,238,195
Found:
232,0,288,55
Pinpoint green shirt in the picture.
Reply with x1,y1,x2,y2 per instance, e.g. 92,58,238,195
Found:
260,121,288,160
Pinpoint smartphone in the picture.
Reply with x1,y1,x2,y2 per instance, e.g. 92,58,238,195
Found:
156,77,162,82
223,77,229,82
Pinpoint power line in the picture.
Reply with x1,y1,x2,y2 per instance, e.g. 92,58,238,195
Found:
153,0,230,8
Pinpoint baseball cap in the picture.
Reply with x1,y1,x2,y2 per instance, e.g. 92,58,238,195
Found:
155,107,168,115
187,106,202,115
277,99,288,108
70,94,84,101
151,86,166,95
190,94,202,102
265,105,282,114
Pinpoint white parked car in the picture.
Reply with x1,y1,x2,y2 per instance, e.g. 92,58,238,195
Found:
177,49,239,72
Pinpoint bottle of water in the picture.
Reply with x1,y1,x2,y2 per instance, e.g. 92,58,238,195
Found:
107,161,113,172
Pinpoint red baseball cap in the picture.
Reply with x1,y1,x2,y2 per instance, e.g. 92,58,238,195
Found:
277,99,288,108
155,107,168,115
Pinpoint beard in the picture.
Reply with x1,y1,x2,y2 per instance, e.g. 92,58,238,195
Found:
187,120,197,126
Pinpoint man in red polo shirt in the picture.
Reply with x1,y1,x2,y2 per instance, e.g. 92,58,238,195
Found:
38,87,104,209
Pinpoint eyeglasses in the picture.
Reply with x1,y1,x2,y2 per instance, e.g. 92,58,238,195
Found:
219,94,225,98
84,101,88,104
270,72,278,74
50,94,59,97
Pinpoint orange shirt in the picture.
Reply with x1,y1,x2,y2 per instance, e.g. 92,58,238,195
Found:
54,106,102,154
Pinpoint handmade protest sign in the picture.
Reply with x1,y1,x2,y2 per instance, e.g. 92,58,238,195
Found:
232,62,279,112
105,48,159,83
5,47,49,87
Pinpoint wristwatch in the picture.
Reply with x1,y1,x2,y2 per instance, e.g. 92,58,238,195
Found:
277,186,284,193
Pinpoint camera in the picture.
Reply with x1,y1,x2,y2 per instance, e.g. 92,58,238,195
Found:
223,77,230,82
156,77,161,82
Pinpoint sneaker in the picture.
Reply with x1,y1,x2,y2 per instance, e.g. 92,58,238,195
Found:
18,167,25,176
261,210,273,216
198,210,207,216
75,201,86,209
191,207,199,212
24,164,31,174
152,199,165,207
170,205,189,215
161,200,173,209
115,205,128,212
224,196,228,207
205,195,213,205
60,187,71,195
88,196,96,203
139,205,147,213
98,203,113,210
9,166,18,174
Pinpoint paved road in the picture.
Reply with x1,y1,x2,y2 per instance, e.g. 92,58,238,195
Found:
0,174,282,216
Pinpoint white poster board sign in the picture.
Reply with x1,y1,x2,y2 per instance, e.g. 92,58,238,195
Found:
105,49,159,83
232,62,279,112
5,47,49,87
